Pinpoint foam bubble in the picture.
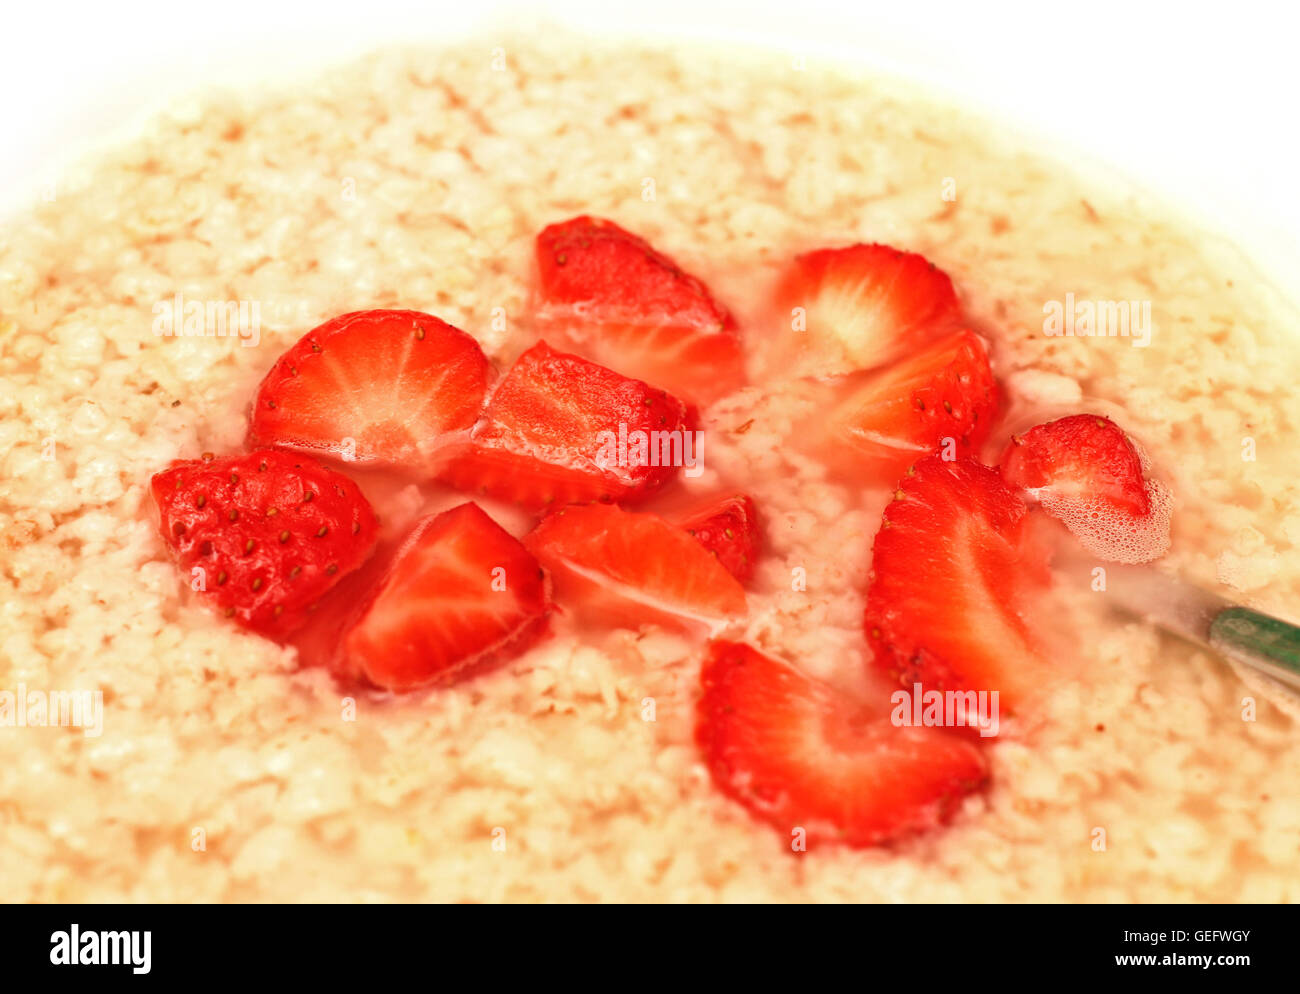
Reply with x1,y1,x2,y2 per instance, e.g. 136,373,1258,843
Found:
1039,477,1172,564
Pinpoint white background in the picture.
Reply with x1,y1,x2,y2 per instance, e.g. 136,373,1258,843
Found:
4,0,1298,289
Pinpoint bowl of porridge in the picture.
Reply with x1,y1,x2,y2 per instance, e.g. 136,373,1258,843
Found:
2,19,1299,903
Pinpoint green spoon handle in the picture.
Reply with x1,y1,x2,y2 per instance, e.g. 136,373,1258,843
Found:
1208,606,1300,693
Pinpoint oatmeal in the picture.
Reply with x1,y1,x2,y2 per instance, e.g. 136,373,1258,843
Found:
1,37,1298,901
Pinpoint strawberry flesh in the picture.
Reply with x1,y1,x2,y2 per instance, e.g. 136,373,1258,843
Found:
864,455,1052,713
151,449,379,637
674,493,761,583
249,309,491,470
339,502,551,692
534,215,745,405
524,503,747,633
696,640,989,848
770,243,962,379
998,413,1152,517
805,329,999,483
438,340,693,510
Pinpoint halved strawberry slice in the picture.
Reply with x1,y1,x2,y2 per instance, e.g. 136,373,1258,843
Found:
999,413,1150,514
769,243,962,379
523,503,746,633
249,309,491,469
533,216,745,405
438,341,693,510
673,493,761,583
151,449,379,637
803,329,999,484
696,640,989,848
864,455,1053,713
339,502,551,692
998,413,1170,563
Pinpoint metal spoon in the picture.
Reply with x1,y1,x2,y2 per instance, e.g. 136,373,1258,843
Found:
1084,560,1300,694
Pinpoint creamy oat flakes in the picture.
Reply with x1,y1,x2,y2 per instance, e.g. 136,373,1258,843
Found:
2,38,1298,902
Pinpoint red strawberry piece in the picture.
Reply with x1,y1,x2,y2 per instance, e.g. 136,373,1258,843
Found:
998,413,1170,564
438,340,694,510
249,309,491,470
523,503,747,633
151,449,379,637
696,640,989,848
339,502,551,692
673,493,761,583
534,215,745,405
998,414,1151,517
864,455,1053,713
806,329,999,484
770,243,962,379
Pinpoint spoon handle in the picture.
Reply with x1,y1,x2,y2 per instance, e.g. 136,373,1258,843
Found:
1065,557,1300,695
1208,606,1300,693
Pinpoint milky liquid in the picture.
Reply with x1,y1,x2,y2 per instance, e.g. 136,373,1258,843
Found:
1038,476,1173,564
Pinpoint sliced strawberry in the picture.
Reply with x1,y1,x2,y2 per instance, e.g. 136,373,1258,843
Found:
533,216,745,405
998,414,1170,563
804,329,999,484
673,493,761,583
696,640,989,848
523,503,746,633
249,309,491,469
864,455,1052,713
438,340,693,510
770,243,962,379
339,502,551,692
999,414,1151,516
151,449,379,637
